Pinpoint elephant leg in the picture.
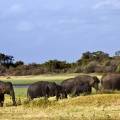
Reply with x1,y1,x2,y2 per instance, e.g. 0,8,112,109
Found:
0,101,4,107
0,100,4,107
55,91,61,101
71,88,78,97
0,102,3,107
63,91,67,99
27,93,33,101
71,92,77,97
0,94,4,107
83,92,88,96
44,87,49,101
10,91,17,106
44,94,49,101
55,92,60,101
76,92,80,96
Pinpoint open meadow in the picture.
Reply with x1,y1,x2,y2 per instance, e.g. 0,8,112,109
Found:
0,74,120,120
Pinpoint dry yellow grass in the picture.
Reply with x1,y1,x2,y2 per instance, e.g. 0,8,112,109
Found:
1,94,120,120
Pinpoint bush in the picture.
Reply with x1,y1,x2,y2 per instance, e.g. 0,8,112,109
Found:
0,65,7,75
83,61,98,73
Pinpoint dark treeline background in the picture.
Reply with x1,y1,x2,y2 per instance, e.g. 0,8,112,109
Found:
1,51,120,76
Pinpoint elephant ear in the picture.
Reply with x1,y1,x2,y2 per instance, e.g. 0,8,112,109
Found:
89,76,100,86
92,76,100,83
0,84,6,94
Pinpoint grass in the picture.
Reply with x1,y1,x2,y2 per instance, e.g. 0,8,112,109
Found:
14,88,27,98
2,88,120,120
0,73,102,85
0,73,78,85
2,94,120,120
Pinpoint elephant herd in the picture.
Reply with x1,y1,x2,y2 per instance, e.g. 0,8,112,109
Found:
1,73,120,107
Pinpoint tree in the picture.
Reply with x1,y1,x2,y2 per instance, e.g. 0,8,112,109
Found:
81,51,92,59
0,53,5,65
15,61,24,67
92,51,109,61
115,51,120,56
0,53,14,68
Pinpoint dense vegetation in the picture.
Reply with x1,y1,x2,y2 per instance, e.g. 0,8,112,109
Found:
1,51,120,76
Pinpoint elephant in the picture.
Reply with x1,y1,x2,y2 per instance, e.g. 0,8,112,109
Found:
27,81,67,101
61,75,100,96
101,74,120,91
0,81,16,107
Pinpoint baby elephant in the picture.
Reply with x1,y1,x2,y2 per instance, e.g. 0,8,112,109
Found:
72,83,92,97
0,81,16,107
27,81,67,101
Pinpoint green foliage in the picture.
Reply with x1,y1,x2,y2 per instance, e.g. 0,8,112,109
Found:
81,51,109,61
14,61,24,67
0,50,120,75
115,50,120,56
0,53,14,69
42,60,71,73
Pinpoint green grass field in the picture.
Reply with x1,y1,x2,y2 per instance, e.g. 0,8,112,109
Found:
0,73,102,84
1,73,120,120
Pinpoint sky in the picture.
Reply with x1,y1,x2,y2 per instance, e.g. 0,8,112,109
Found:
0,0,120,63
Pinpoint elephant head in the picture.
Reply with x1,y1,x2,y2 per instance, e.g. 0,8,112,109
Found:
89,76,100,91
56,85,67,100
0,84,6,94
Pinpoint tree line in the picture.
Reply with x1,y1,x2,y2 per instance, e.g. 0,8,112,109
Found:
0,51,120,76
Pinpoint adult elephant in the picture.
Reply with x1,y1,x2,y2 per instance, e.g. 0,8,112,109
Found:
27,81,67,101
61,75,100,96
101,74,120,90
0,81,16,107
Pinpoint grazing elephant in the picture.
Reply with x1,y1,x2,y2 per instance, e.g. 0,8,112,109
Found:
101,74,120,90
61,75,100,96
0,81,16,107
27,81,67,101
